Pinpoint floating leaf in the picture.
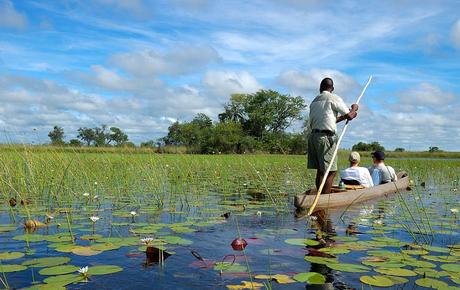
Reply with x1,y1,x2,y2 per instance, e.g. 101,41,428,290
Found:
0,251,24,260
80,234,102,241
285,238,319,246
23,257,70,268
39,265,79,275
385,276,409,284
159,235,193,246
374,267,417,277
441,263,460,273
90,243,120,251
414,268,448,278
423,245,450,253
293,272,326,284
360,275,394,287
402,259,436,268
254,274,295,284
226,281,264,289
304,256,338,265
88,265,123,275
0,224,17,232
13,234,46,242
415,278,448,289
43,273,83,286
401,249,429,255
0,264,27,272
319,247,350,254
71,246,102,256
214,262,247,273
332,236,359,242
326,263,370,273
422,255,459,263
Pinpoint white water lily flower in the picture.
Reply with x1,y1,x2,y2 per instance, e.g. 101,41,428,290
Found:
83,193,90,197
93,195,99,199
130,211,137,216
256,211,262,217
359,205,374,216
94,182,98,185
89,216,100,222
309,215,318,221
78,266,88,275
451,208,459,214
46,214,54,220
373,219,383,225
141,237,154,245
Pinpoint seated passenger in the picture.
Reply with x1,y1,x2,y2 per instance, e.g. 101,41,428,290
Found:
368,151,397,185
340,152,373,188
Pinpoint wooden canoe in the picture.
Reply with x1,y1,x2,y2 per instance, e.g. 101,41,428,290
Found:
294,172,410,210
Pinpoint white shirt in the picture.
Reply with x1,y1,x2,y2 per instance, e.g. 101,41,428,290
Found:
340,166,374,188
309,91,349,133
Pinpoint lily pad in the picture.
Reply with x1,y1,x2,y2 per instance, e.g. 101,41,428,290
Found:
0,264,27,272
43,273,84,286
374,267,417,277
39,265,79,275
88,265,123,275
441,263,460,273
71,246,102,256
214,262,247,272
293,272,326,284
0,251,25,260
254,274,295,284
360,275,394,287
13,234,46,242
226,281,264,289
284,238,319,246
415,278,448,289
319,247,350,254
304,256,338,265
326,263,370,273
23,256,70,268
0,224,17,232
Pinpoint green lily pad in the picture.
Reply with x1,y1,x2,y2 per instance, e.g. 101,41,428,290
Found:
90,243,120,251
39,265,79,275
326,263,370,273
332,236,359,242
360,275,394,287
441,263,460,273
214,262,247,272
13,234,46,242
402,259,436,268
45,234,73,243
159,235,193,246
414,268,448,278
0,224,17,232
80,234,102,241
43,273,84,286
401,249,429,255
422,255,459,262
374,267,417,277
423,245,451,253
386,276,409,284
23,256,71,268
284,238,319,246
319,247,350,254
304,256,338,265
0,251,25,260
415,278,448,289
0,264,27,272
293,272,326,284
88,265,123,275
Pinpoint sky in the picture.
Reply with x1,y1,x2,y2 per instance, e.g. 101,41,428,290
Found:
0,0,459,151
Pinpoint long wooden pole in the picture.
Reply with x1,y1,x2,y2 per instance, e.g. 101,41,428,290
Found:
307,76,373,216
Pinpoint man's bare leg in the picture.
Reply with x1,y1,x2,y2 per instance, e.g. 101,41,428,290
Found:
316,170,337,194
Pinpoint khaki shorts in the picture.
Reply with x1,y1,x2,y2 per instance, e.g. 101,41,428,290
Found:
307,132,338,172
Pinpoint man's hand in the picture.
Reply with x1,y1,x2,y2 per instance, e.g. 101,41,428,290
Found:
347,110,357,120
351,104,359,111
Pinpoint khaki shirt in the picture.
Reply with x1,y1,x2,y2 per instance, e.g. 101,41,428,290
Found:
309,91,349,133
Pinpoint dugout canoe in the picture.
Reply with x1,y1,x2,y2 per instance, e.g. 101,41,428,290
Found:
294,172,410,210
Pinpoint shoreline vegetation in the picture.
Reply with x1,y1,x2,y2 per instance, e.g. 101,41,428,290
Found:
0,144,459,159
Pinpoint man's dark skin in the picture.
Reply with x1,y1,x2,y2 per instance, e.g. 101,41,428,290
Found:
315,78,359,194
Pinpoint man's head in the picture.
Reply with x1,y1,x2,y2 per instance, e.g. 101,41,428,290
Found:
320,78,334,93
349,151,360,166
371,151,385,164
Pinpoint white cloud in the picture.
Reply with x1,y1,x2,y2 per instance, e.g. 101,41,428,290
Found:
0,0,27,29
396,83,456,110
451,19,460,50
202,70,261,97
111,45,221,77
278,69,358,98
94,0,149,17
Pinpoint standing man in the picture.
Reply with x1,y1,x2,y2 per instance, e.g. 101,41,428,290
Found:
308,78,359,194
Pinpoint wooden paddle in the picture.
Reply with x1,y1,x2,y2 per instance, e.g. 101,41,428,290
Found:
307,76,373,216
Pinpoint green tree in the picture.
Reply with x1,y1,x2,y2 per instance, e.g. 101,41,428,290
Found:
394,147,405,152
108,127,129,146
219,90,305,139
68,139,82,147
48,126,65,146
140,140,156,148
77,127,95,146
428,146,441,152
352,141,385,152
94,125,109,147
206,121,243,153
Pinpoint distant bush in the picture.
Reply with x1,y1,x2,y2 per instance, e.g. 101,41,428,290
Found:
352,141,385,152
394,147,405,152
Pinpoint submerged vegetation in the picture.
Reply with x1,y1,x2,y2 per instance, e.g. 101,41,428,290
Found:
0,146,459,289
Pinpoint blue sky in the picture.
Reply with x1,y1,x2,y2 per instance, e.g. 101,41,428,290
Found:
0,0,459,150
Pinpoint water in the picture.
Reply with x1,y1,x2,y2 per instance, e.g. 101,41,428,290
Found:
0,159,459,289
